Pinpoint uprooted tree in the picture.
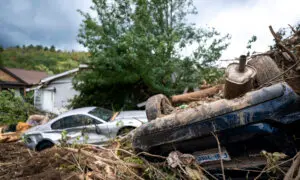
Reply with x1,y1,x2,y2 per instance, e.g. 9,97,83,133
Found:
72,0,230,110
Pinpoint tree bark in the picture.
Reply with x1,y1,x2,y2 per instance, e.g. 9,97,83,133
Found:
171,85,224,104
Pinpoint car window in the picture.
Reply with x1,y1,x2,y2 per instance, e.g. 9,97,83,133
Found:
79,115,102,125
88,107,113,122
63,116,84,128
51,115,101,129
51,119,63,129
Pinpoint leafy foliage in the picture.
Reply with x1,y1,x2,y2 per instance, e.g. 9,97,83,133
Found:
0,90,36,125
0,45,89,74
72,0,230,109
246,35,257,56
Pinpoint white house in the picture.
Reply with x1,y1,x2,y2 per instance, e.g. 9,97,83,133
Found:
33,65,87,114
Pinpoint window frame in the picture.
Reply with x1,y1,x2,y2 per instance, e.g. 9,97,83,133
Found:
51,114,103,130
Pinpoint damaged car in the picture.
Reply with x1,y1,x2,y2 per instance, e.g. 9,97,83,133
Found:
23,107,147,151
132,82,300,170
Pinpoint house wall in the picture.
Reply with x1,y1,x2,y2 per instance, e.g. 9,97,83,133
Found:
34,76,79,114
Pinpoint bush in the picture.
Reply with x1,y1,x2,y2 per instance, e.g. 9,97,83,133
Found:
0,90,36,125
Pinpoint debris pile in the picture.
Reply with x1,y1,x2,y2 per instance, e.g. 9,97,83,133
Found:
146,25,300,122
1,25,300,180
1,139,300,180
0,114,49,143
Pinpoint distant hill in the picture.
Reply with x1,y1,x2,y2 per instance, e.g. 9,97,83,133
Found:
0,45,89,75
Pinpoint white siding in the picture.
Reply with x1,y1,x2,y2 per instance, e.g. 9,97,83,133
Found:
34,76,79,114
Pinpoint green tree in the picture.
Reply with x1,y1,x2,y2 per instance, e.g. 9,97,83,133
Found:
28,44,34,49
0,45,88,74
50,45,56,52
72,0,230,109
36,45,43,51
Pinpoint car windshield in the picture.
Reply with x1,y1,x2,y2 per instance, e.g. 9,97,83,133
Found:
88,107,113,122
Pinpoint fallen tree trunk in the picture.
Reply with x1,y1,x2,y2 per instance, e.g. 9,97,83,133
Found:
171,85,224,104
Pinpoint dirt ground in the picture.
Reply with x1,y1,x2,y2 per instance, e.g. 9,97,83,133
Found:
0,142,85,180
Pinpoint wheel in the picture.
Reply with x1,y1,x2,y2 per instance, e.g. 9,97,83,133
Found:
145,94,174,121
117,127,135,136
36,140,54,151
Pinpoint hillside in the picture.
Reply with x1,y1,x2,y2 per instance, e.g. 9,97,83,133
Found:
0,45,89,75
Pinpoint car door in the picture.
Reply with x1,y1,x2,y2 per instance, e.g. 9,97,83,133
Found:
80,114,111,144
50,116,85,144
60,115,87,144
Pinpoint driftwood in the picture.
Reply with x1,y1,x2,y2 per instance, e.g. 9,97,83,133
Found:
171,85,223,104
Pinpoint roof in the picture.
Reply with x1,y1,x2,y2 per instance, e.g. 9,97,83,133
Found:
2,67,48,85
57,107,97,118
41,68,79,83
40,64,88,84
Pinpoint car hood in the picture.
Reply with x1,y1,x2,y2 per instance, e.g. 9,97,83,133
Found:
24,123,51,134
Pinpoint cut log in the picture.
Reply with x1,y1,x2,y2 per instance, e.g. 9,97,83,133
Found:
171,85,224,104
247,55,282,86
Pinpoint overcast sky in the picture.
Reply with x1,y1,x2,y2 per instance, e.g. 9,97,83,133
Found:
0,0,299,59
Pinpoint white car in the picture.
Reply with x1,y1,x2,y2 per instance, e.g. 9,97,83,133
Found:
23,107,147,151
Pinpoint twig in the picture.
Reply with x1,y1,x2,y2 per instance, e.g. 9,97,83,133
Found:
96,145,167,160
269,25,299,62
258,26,300,87
108,148,145,180
140,157,167,179
65,147,143,169
254,166,267,180
71,153,84,173
219,58,238,62
258,57,300,88
254,152,298,180
81,145,145,179
136,151,167,159
288,24,297,33
212,132,226,180
57,154,84,173
194,162,218,180
284,152,300,180
27,149,33,158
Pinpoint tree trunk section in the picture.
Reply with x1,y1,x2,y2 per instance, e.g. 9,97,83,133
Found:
171,85,224,104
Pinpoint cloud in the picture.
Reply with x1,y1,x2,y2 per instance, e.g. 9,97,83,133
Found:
0,0,299,56
0,0,92,51
204,0,300,59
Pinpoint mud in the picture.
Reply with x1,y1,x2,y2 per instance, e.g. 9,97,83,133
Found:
0,143,86,180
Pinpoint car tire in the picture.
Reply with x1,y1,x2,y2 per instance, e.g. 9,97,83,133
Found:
117,127,135,136
145,94,174,121
36,140,54,151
